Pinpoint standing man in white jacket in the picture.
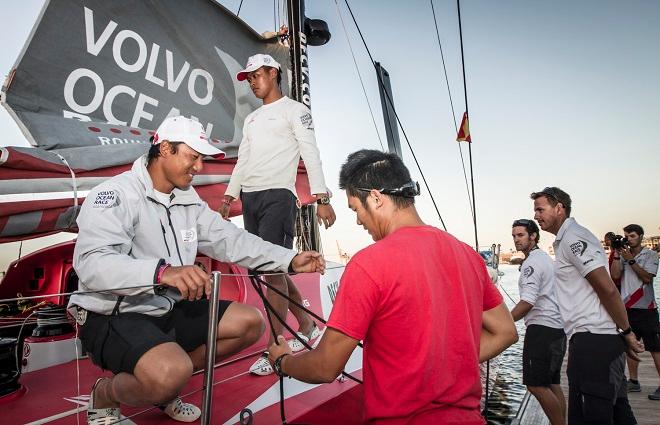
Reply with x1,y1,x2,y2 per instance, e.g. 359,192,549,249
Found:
69,116,325,425
220,54,336,375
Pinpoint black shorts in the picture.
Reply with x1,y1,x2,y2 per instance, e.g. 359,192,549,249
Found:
567,333,636,425
241,189,297,249
627,308,660,352
522,324,566,386
79,299,232,375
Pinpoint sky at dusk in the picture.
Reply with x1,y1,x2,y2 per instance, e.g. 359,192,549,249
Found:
1,0,659,270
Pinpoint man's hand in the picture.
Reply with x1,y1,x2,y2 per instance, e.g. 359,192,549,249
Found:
218,195,234,220
160,265,210,301
623,332,644,361
268,335,293,365
291,251,326,274
618,246,634,261
316,204,336,229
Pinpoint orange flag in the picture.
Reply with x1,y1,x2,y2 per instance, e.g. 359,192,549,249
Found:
456,112,471,143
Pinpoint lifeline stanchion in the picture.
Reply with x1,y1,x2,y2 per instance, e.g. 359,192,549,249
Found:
201,271,222,425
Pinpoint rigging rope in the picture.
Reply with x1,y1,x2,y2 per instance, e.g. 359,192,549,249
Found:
237,0,245,16
342,0,447,231
429,0,474,220
333,0,385,151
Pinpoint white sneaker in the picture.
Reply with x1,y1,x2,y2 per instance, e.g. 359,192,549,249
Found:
160,397,201,422
249,352,274,376
289,322,322,353
288,333,310,352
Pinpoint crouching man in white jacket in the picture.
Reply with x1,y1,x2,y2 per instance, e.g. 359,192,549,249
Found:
68,116,325,425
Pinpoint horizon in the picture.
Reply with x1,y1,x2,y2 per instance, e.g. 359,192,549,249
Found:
1,0,659,271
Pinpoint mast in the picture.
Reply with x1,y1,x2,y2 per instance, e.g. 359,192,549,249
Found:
375,62,402,158
287,0,330,252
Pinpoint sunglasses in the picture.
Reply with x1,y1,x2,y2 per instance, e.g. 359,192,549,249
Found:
512,219,533,227
356,181,420,198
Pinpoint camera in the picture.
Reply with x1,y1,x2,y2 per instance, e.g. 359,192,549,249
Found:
610,234,629,250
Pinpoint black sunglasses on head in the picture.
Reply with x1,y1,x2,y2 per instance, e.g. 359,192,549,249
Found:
512,219,532,227
356,181,420,198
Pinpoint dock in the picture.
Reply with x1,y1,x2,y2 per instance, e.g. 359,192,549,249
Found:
513,351,658,425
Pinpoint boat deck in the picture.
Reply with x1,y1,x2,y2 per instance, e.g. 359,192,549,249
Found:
513,351,658,425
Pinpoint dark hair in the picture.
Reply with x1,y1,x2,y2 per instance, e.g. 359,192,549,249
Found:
530,186,572,217
339,149,415,209
512,219,540,243
604,231,616,241
623,224,644,236
147,139,183,164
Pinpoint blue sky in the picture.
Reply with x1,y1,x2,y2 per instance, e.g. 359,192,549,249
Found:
1,0,659,268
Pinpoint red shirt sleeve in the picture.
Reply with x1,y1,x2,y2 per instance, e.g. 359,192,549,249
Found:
327,261,380,341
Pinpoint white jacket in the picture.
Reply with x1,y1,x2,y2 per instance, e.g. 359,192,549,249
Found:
68,155,295,316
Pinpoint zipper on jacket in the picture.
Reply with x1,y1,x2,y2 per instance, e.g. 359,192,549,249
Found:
160,222,171,257
166,209,184,266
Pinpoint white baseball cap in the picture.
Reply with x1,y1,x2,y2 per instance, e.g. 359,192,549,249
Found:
236,54,281,81
152,116,225,158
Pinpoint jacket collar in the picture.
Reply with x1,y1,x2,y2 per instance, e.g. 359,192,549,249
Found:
132,155,201,206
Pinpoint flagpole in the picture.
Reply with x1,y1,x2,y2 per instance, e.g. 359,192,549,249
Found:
456,0,478,252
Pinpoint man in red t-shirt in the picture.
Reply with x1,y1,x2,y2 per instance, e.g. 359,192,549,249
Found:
268,150,518,424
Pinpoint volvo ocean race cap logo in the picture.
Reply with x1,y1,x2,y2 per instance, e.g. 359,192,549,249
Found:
570,240,588,257
522,266,535,279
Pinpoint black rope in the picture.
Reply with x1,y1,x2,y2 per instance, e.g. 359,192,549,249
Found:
251,275,364,349
429,0,474,221
343,0,448,231
248,274,363,384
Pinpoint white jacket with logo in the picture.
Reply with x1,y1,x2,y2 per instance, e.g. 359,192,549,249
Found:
68,155,296,316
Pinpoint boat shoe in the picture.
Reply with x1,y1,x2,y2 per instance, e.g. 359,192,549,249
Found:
87,378,121,425
158,397,201,422
288,322,322,352
249,352,274,376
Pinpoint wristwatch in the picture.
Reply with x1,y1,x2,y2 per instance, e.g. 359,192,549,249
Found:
316,194,331,205
627,259,636,266
618,326,632,336
273,353,290,377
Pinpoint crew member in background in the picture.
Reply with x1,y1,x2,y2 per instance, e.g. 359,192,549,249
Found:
221,53,336,376
610,224,660,400
531,187,642,425
510,218,566,425
604,232,621,290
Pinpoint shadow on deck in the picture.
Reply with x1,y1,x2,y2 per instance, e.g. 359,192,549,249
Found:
513,351,658,425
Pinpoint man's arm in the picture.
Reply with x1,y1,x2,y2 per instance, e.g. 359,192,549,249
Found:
74,187,161,296
584,266,644,360
610,251,622,280
619,247,655,284
268,328,359,383
510,301,533,322
480,302,518,362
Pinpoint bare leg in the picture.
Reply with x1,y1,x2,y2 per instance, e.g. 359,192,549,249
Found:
188,303,264,371
528,385,565,425
284,275,313,334
627,355,640,380
93,342,193,408
550,384,566,424
262,274,289,344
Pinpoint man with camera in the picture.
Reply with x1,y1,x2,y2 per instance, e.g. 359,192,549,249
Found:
510,219,566,425
610,224,660,400
531,187,642,425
